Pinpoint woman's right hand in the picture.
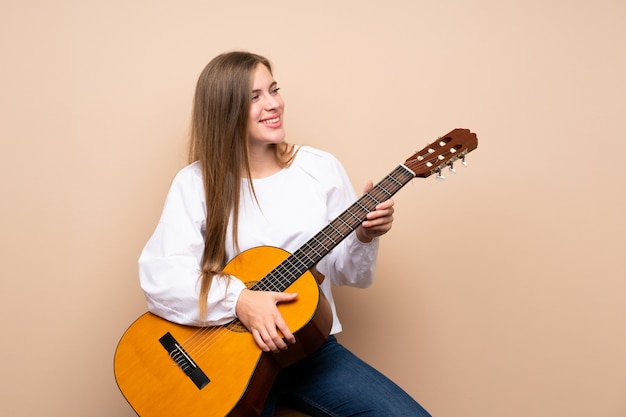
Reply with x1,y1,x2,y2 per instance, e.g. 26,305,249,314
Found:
235,289,298,353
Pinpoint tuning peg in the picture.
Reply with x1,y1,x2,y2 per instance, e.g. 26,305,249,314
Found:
448,162,457,174
436,168,445,181
461,155,468,168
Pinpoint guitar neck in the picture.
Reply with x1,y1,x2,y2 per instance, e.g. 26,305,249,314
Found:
252,164,415,292
251,128,479,292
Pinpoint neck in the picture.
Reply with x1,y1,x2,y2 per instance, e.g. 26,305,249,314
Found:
246,143,281,179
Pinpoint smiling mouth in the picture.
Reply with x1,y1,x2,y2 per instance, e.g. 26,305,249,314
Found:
261,117,280,124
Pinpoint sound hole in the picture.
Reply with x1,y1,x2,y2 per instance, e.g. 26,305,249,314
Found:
226,320,248,333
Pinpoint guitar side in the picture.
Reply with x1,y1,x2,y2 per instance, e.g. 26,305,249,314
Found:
114,246,333,417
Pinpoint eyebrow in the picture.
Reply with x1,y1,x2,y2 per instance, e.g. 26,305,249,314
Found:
251,81,278,93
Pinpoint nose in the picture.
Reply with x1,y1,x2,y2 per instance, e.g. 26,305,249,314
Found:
263,93,281,110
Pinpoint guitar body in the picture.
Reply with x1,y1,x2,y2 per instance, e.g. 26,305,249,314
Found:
114,246,333,417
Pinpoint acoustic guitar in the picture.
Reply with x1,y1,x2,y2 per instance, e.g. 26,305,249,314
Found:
114,128,478,416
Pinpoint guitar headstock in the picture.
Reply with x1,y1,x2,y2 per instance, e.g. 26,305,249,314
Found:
404,128,478,178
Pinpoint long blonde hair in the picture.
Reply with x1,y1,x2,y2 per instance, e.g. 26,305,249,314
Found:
188,51,295,320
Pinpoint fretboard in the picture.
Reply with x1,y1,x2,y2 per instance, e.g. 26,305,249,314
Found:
251,164,415,292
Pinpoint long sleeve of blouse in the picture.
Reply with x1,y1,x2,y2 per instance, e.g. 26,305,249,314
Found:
138,146,379,333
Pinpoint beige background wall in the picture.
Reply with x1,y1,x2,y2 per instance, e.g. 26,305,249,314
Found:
1,1,625,416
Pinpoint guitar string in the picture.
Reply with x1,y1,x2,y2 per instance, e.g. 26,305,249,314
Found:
166,167,420,362
176,167,417,361
173,149,446,355
158,143,465,369
249,167,412,294
168,145,457,359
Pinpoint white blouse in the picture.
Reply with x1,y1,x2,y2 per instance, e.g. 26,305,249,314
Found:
139,146,379,334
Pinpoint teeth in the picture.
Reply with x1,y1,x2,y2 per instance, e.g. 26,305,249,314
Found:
262,117,280,124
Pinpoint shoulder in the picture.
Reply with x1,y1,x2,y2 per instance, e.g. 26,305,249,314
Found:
170,161,203,188
173,161,202,181
166,161,204,200
289,145,352,190
293,146,345,173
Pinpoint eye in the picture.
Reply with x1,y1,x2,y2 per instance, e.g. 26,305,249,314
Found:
251,94,259,101
271,87,281,94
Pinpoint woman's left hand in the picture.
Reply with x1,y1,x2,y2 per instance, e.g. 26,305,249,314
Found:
355,181,395,243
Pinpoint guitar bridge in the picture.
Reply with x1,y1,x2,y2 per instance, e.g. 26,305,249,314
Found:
159,332,210,390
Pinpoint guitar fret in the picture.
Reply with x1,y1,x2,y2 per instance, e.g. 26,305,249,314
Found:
291,252,311,272
303,242,323,259
377,182,393,197
364,193,381,205
338,213,354,227
387,174,403,186
295,248,316,265
355,201,369,214
345,209,361,223
274,264,297,287
270,271,285,290
281,261,301,281
304,242,321,258
319,229,337,245
336,216,351,230
292,251,313,271
327,223,345,238
301,253,315,266
256,275,276,291
312,236,330,252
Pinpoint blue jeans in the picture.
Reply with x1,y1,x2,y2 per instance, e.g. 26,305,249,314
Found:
261,336,432,417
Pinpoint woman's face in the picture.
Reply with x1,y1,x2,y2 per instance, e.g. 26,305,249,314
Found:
247,63,285,148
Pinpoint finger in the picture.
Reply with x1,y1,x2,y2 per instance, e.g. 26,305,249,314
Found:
362,180,374,193
268,333,288,352
274,292,298,303
273,293,297,346
265,319,290,351
363,213,394,228
275,315,295,344
361,214,394,237
366,208,394,222
376,198,395,210
259,326,282,353
251,328,271,352
370,200,394,214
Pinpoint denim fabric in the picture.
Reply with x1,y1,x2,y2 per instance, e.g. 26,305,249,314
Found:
261,336,431,417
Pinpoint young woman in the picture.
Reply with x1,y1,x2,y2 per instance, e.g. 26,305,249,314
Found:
139,51,431,417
